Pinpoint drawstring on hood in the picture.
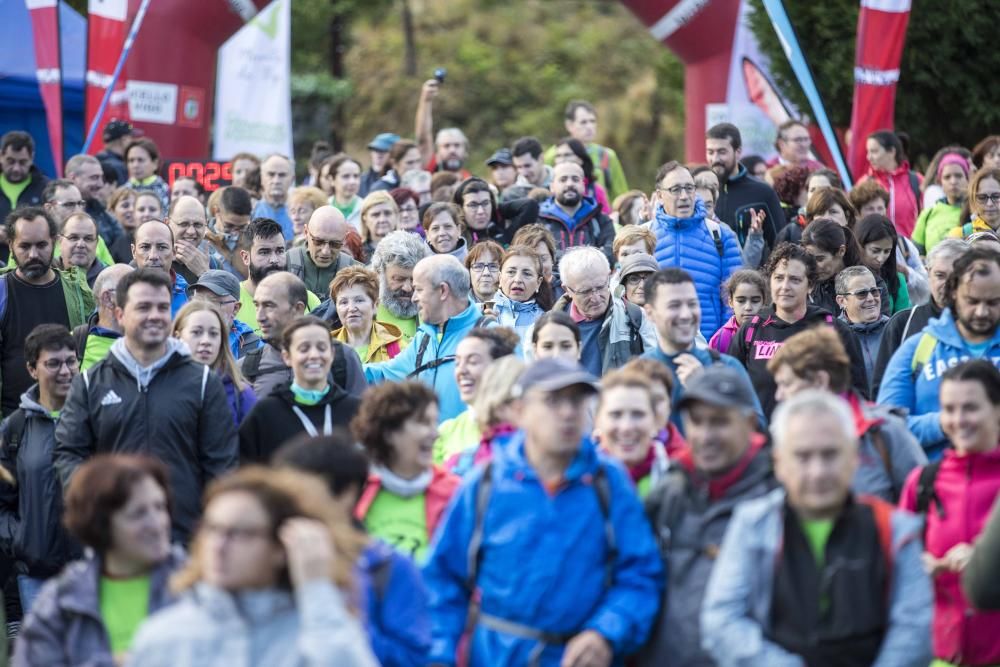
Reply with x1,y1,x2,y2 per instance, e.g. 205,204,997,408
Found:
110,337,189,391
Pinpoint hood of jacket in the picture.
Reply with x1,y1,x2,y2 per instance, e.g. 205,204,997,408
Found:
18,384,54,418
538,196,600,232
109,337,190,389
653,198,708,232
498,430,604,484
839,313,890,335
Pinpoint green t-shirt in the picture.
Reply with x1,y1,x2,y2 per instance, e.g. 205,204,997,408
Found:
636,474,653,499
375,302,417,345
239,281,321,334
81,332,116,371
0,174,31,210
364,489,429,561
433,409,481,464
800,518,835,569
100,574,151,655
331,195,360,220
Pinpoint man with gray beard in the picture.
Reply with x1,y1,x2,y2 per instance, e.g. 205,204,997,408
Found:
370,230,432,342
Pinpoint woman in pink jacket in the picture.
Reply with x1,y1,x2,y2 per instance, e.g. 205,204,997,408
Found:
899,359,1000,666
862,130,922,238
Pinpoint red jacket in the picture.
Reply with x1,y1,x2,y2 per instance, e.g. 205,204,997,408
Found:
354,465,460,540
899,448,1000,664
863,161,921,238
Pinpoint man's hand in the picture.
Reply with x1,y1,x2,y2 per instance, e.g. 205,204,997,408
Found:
421,79,440,104
175,239,210,277
279,518,335,588
674,353,704,388
747,208,765,236
561,630,611,667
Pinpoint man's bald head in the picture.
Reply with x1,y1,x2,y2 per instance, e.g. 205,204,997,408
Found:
254,270,309,341
167,195,208,244
552,161,584,181
304,206,350,269
132,220,175,270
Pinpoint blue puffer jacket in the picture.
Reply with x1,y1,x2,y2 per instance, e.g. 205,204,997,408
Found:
651,199,743,339
878,308,1000,457
365,298,491,422
423,432,664,666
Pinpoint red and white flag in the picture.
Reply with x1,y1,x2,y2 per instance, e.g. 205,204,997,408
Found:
85,0,130,154
848,0,912,180
25,0,63,175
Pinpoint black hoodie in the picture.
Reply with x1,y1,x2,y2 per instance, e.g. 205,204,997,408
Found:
239,381,361,464
727,305,869,418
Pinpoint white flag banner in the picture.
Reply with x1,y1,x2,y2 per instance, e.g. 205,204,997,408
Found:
213,0,293,160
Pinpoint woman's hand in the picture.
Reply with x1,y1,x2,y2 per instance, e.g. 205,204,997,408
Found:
279,518,335,588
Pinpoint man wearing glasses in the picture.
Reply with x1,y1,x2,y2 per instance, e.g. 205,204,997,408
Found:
166,195,216,284
650,161,744,340
766,120,824,170
43,179,113,283
286,205,357,297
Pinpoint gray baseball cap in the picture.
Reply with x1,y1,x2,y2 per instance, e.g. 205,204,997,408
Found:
676,365,758,413
186,269,240,301
511,357,600,398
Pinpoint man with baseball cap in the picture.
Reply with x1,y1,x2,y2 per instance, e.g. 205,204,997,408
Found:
96,119,141,186
485,148,517,194
187,269,260,359
424,357,663,666
361,132,400,197
639,365,774,666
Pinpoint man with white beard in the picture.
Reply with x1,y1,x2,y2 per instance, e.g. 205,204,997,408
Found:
369,230,432,344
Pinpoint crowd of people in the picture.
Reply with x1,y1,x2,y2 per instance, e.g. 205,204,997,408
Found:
0,78,999,666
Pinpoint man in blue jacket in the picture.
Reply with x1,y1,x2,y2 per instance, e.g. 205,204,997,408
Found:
538,162,615,263
642,268,765,431
878,246,1000,457
649,161,743,339
365,254,488,422
423,357,663,666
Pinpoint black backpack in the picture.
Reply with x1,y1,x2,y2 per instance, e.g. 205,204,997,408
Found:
409,315,496,378
242,341,349,391
914,461,945,519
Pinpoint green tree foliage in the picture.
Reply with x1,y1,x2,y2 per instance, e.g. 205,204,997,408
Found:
293,0,685,191
748,0,1000,164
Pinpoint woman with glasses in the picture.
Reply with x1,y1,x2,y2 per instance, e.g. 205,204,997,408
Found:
465,240,504,305
650,161,743,340
948,168,1000,242
0,326,82,616
331,266,404,363
359,191,400,262
452,177,539,246
14,454,184,666
127,466,379,666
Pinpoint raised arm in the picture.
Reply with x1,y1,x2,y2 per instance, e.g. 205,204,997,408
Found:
415,80,439,165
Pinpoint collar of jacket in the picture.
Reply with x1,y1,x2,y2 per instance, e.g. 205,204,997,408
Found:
673,433,769,501
499,429,602,485
839,313,890,333
927,307,1000,350
653,197,707,231
538,195,599,230
416,297,481,337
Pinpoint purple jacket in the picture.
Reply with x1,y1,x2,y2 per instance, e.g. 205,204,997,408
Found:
709,315,740,354
222,373,257,426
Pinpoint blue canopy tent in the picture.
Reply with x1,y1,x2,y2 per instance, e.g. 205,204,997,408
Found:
0,2,86,178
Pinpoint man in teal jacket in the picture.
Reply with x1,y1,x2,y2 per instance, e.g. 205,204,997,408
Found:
878,246,1000,457
364,254,489,422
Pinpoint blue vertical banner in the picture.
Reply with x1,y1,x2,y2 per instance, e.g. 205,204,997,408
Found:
759,0,852,188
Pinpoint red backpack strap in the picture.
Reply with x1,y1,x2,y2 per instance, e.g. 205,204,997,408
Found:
857,494,895,588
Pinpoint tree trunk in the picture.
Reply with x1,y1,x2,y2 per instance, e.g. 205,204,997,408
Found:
329,7,346,150
401,0,416,76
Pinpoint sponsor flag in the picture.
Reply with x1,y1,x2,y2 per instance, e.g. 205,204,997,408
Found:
25,0,64,174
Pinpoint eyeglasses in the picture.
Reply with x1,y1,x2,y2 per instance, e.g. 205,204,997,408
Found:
566,283,609,298
173,221,207,232
658,184,696,197
784,136,811,145
40,357,79,371
839,287,880,299
62,234,97,244
471,262,500,273
309,237,345,250
624,272,651,286
975,193,1000,205
54,200,86,210
464,201,492,210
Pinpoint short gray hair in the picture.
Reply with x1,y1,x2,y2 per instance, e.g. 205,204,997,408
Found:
93,264,134,303
418,254,471,298
834,265,874,296
559,246,610,286
927,237,969,268
65,154,100,177
435,128,468,148
770,389,856,451
371,230,432,274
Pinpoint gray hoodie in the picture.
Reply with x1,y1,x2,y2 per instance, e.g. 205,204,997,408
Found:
109,336,190,390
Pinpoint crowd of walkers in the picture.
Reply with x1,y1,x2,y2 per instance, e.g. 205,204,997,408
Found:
0,81,1000,666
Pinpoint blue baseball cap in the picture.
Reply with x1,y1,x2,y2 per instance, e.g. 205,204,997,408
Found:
368,133,401,152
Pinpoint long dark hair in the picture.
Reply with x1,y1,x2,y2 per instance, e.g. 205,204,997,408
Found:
556,137,596,184
855,214,902,298
801,217,865,275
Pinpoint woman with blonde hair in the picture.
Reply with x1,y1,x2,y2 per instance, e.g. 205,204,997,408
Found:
127,466,379,666
446,355,525,476
358,190,400,261
287,185,327,244
330,266,404,363
173,300,256,425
